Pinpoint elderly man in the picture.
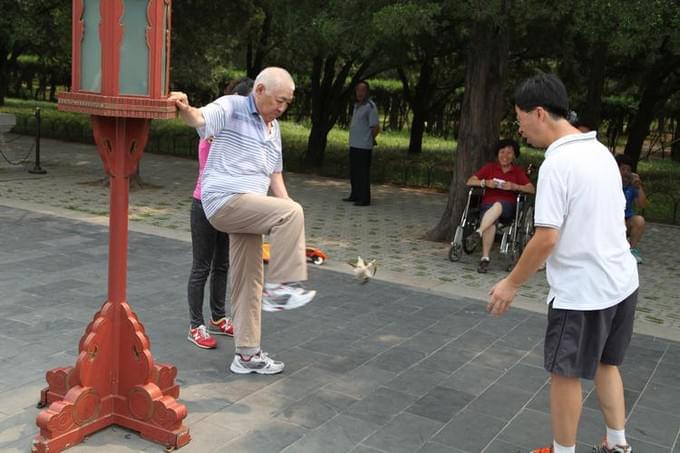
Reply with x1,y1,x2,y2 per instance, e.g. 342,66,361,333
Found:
170,67,315,375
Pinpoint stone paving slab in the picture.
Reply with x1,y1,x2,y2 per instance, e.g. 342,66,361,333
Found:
0,206,679,452
1,135,679,339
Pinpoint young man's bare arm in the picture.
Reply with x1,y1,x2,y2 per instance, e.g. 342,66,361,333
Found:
487,226,559,316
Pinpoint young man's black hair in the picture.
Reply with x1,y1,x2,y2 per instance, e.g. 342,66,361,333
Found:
496,138,520,158
513,73,570,119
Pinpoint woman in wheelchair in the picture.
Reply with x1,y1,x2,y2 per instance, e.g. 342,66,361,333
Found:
465,139,535,273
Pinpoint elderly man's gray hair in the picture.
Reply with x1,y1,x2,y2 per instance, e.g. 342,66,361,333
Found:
254,67,295,94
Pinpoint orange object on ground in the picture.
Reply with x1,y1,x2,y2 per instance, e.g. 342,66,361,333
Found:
263,243,327,265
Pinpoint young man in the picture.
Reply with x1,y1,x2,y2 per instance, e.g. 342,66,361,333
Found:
170,67,316,375
465,138,535,273
487,74,639,453
343,80,380,206
616,154,648,264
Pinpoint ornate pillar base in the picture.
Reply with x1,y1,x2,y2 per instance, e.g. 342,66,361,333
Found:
33,116,189,452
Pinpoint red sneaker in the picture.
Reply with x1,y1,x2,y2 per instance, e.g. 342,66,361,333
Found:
530,448,553,453
209,317,234,336
187,325,217,349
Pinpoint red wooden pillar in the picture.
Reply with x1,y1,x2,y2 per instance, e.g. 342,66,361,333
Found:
32,1,189,451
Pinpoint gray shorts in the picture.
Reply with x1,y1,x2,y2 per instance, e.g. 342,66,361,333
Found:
544,289,638,380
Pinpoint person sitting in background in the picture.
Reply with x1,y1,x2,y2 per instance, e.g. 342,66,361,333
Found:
466,139,535,273
616,154,648,264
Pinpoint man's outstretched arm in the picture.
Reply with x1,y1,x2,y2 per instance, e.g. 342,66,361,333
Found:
487,226,559,316
169,91,205,128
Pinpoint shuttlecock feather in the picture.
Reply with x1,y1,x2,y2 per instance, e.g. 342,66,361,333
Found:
348,256,377,284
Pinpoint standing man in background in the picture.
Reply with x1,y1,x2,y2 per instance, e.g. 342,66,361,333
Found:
343,80,380,206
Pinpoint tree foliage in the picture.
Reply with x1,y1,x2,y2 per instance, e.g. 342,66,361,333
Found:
2,0,680,235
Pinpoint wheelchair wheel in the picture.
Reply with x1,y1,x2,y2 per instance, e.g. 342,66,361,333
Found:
520,206,535,250
449,242,462,262
508,206,534,269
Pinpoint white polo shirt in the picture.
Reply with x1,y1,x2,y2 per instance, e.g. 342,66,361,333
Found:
534,131,638,311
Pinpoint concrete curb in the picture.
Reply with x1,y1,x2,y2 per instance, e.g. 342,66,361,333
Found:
4,196,678,342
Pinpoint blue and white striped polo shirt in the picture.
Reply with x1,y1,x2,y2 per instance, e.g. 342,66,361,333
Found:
198,94,283,219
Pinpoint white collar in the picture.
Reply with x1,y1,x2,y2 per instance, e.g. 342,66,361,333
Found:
545,131,597,158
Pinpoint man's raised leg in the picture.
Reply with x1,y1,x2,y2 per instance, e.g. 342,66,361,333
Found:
209,194,315,313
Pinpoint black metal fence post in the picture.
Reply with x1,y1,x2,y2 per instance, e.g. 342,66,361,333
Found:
28,107,47,174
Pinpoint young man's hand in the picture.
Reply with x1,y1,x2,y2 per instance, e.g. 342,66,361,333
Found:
487,277,519,316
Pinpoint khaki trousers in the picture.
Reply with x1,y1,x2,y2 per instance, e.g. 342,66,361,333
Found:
209,194,307,352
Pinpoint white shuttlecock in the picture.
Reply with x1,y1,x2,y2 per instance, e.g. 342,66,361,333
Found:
348,256,378,284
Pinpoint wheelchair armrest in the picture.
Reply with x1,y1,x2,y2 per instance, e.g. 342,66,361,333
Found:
466,186,485,196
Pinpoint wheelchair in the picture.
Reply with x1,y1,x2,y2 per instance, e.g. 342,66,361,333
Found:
448,187,534,271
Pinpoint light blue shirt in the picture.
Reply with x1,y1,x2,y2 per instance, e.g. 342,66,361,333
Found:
198,95,283,219
349,99,379,150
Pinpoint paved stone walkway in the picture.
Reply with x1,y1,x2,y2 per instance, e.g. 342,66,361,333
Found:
1,135,679,340
0,206,678,453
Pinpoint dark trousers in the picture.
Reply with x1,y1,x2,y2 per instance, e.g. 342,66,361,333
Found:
349,146,373,203
188,198,229,328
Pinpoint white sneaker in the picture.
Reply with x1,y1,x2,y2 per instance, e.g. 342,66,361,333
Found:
229,351,284,375
262,283,316,312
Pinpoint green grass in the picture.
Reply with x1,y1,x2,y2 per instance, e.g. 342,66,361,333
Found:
3,97,680,224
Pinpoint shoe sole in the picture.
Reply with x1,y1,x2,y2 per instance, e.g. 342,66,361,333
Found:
229,362,284,375
208,327,234,337
262,291,316,312
187,335,216,349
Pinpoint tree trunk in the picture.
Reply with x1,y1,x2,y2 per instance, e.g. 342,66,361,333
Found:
306,122,330,168
624,91,663,171
49,73,57,102
579,42,607,129
246,0,272,78
623,51,680,170
408,107,426,155
0,47,8,106
305,55,333,168
305,54,368,168
672,118,680,163
407,59,433,155
388,95,400,130
427,16,510,242
0,68,6,106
